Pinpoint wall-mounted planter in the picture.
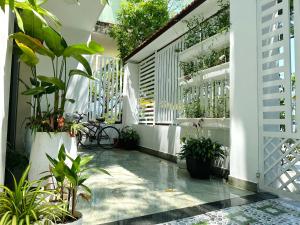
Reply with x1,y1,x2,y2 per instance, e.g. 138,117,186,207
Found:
179,62,230,87
176,118,230,129
179,31,230,63
28,132,78,181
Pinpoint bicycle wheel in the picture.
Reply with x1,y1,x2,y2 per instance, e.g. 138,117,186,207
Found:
97,126,120,149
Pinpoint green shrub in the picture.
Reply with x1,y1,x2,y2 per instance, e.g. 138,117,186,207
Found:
179,137,225,162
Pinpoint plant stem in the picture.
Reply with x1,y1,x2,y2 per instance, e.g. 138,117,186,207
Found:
71,187,77,217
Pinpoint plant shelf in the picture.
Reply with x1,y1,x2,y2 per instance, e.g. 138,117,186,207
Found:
179,62,230,87
179,31,230,63
176,118,230,129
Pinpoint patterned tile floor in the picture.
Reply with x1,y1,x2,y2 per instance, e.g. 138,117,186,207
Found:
159,198,300,225
77,148,253,224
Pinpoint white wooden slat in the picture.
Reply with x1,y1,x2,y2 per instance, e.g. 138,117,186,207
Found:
294,0,300,129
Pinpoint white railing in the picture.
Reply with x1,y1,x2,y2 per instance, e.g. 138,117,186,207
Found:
88,55,123,123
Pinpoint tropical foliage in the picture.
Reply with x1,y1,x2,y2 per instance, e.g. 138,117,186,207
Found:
2,0,104,132
109,0,169,59
45,145,109,220
179,122,225,162
0,165,68,225
120,126,140,149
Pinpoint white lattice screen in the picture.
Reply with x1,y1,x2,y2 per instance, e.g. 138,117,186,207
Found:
155,38,184,124
88,55,123,122
138,54,156,124
258,0,300,195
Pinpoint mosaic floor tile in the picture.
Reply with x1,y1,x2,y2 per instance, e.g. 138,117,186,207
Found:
159,198,300,225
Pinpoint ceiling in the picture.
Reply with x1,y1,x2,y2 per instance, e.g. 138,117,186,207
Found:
43,0,105,32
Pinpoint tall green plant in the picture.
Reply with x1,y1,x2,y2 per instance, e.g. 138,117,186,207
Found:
46,145,110,219
9,7,103,131
109,0,169,59
0,165,69,225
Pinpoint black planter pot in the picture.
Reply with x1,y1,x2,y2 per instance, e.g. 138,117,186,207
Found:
186,156,211,179
121,140,139,150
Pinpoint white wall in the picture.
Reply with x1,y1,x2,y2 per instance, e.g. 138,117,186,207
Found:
0,8,13,184
229,0,259,183
123,62,230,169
122,63,139,125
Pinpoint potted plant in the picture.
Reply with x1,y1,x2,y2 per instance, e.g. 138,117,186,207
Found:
8,1,104,181
120,126,140,150
0,165,69,224
45,144,110,224
178,122,225,179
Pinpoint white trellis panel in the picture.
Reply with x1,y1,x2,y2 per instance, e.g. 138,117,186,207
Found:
88,55,123,123
155,37,184,124
257,0,300,196
138,54,156,124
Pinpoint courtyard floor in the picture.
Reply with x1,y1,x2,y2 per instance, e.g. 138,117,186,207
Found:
77,148,256,224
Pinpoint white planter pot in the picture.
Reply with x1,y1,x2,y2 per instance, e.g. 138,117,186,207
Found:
28,132,78,181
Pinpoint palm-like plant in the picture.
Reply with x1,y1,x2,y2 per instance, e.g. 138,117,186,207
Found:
46,145,109,220
0,165,69,225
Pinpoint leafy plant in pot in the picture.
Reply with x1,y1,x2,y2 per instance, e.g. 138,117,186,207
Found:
120,126,140,150
178,121,225,179
45,145,110,224
0,165,69,225
7,0,104,181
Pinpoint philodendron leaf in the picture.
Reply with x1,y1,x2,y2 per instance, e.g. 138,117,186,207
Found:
88,41,104,53
72,55,92,76
16,42,39,66
58,144,66,161
69,69,94,80
10,32,54,58
63,42,103,57
0,0,5,12
37,76,65,90
22,87,45,96
42,26,67,57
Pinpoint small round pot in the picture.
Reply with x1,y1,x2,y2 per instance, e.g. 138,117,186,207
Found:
121,140,139,150
56,212,83,225
186,156,211,179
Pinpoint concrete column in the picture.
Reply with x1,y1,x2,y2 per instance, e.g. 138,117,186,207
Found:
0,8,13,184
122,63,139,125
229,0,259,184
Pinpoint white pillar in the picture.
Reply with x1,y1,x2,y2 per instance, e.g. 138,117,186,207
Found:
230,0,259,183
0,8,13,184
122,63,139,125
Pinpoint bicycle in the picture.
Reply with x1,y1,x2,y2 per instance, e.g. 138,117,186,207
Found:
74,113,120,149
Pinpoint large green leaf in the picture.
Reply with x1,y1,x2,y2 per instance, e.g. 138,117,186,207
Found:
58,144,66,161
10,32,54,58
72,55,92,76
22,87,45,96
19,9,44,40
37,75,65,90
63,42,103,57
69,69,94,80
42,26,67,57
16,42,39,66
88,41,104,53
0,0,5,12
